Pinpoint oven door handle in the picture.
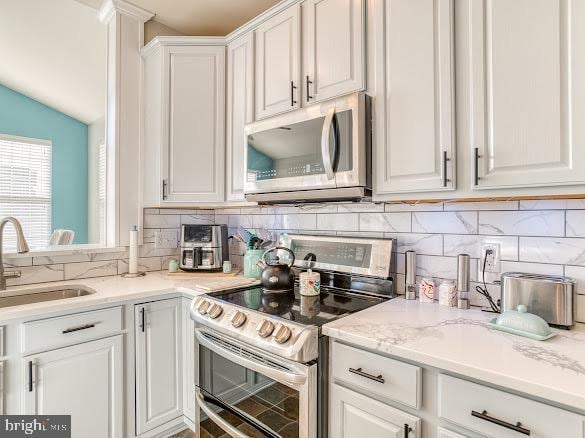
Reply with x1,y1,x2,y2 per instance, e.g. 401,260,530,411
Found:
197,391,248,438
321,107,336,180
195,328,307,386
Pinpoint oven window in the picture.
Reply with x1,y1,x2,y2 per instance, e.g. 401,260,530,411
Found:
199,344,300,438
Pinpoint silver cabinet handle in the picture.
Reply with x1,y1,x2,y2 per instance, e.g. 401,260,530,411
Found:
321,108,336,180
28,361,33,392
62,323,95,334
306,75,313,101
472,410,531,435
442,150,450,187
474,147,481,186
348,367,385,384
162,179,168,200
290,81,297,107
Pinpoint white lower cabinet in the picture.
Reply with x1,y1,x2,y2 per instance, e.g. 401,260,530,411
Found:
330,383,421,438
437,427,467,438
23,335,123,438
135,299,183,435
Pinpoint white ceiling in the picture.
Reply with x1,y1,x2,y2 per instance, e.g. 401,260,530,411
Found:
129,0,280,36
0,0,106,124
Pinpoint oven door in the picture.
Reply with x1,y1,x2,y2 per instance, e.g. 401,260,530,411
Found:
195,327,317,438
244,92,367,196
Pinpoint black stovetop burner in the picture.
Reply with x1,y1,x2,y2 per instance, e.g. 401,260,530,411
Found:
210,285,387,327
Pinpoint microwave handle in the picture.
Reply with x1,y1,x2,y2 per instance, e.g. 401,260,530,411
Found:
321,107,337,180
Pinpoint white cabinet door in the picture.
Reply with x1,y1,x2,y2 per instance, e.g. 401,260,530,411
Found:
303,0,365,104
181,298,196,423
438,427,468,438
162,45,225,203
135,299,183,434
255,4,301,119
226,33,254,201
374,0,455,195
469,0,585,189
330,383,420,438
24,336,123,438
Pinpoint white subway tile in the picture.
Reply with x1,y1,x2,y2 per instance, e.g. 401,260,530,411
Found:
577,295,585,323
180,214,214,226
444,200,518,211
520,199,585,210
519,237,585,266
3,256,33,268
143,208,159,214
390,234,443,255
416,255,477,281
500,260,564,276
6,265,64,286
566,211,585,237
143,229,158,243
139,243,180,258
479,211,564,236
338,203,384,213
317,214,359,232
253,215,283,230
443,235,518,260
298,205,338,213
412,212,478,234
118,257,161,274
384,202,443,212
64,260,117,280
338,231,384,238
282,214,317,231
395,273,405,293
144,214,180,229
360,213,411,232
214,215,229,226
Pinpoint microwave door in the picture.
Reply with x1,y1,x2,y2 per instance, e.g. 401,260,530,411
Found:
245,111,336,194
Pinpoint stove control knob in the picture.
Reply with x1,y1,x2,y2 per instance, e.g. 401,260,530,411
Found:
272,324,292,344
256,319,275,338
196,299,210,315
207,303,223,319
231,311,247,328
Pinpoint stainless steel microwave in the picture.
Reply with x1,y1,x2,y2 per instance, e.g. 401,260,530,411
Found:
244,92,371,204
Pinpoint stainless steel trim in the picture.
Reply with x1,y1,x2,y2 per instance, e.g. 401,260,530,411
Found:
322,108,336,180
288,234,393,278
196,391,249,438
195,328,308,386
246,187,368,204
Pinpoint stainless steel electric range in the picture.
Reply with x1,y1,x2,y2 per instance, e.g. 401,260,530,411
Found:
190,234,395,438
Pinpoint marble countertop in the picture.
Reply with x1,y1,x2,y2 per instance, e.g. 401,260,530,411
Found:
0,271,258,322
323,298,585,412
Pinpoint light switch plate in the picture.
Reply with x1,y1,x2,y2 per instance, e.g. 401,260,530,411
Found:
155,230,178,249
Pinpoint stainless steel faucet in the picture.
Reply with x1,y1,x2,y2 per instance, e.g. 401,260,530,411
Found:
0,217,30,290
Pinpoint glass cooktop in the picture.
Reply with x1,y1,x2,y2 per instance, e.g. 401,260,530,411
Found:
210,285,386,327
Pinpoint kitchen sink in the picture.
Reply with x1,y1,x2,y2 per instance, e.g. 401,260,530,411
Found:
0,286,96,308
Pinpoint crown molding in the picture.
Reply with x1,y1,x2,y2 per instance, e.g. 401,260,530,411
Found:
99,0,154,24
141,36,227,56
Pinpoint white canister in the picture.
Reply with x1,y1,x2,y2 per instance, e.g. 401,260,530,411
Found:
419,277,435,303
299,269,321,296
438,280,457,307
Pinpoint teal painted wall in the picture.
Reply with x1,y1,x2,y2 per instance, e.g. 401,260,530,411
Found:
0,84,88,244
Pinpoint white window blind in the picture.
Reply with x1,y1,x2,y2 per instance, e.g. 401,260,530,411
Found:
0,134,52,250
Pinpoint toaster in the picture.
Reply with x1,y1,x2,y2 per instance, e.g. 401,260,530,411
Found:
501,272,575,328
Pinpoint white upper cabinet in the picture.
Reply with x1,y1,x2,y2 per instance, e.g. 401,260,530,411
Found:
374,0,455,195
226,33,254,202
254,4,301,119
142,41,225,206
470,0,585,189
303,0,366,104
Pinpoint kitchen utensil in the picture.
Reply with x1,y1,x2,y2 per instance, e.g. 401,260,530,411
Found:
260,246,296,292
243,249,264,279
488,305,557,340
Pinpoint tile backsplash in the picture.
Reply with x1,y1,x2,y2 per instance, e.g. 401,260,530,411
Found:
4,200,584,323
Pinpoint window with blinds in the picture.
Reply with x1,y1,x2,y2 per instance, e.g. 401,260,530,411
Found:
0,134,52,250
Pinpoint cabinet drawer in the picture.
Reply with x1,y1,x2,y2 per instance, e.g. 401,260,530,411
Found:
331,341,421,409
439,374,585,438
23,307,123,354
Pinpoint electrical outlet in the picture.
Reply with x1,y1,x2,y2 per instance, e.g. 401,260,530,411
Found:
481,243,501,273
155,230,178,249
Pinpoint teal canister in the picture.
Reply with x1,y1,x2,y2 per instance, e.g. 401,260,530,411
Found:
244,249,264,279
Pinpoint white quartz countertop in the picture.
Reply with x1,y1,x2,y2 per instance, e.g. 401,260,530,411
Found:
0,271,258,322
322,298,585,413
